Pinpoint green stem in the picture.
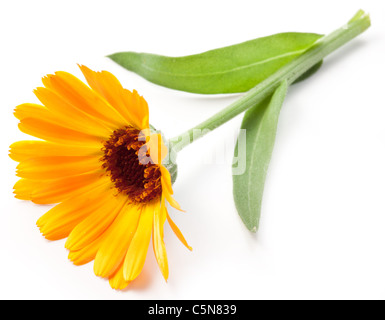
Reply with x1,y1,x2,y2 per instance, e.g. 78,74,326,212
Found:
169,10,370,153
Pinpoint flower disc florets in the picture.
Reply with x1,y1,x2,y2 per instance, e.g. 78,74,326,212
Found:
101,126,162,204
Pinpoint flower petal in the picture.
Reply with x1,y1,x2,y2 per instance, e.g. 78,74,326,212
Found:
167,213,192,251
163,188,183,212
18,117,103,146
14,171,106,204
108,262,131,290
145,134,168,165
16,155,101,180
123,201,155,281
68,235,104,266
160,165,173,195
42,71,128,129
94,203,141,278
33,86,112,137
9,141,101,162
37,181,113,240
153,197,169,281
65,193,127,251
160,165,184,212
15,103,109,141
79,65,149,130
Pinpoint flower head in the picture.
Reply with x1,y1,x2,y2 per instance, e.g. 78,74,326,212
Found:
10,65,191,290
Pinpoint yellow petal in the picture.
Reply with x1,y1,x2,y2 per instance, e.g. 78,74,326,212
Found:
145,134,168,165
37,181,112,240
79,65,149,131
153,197,169,281
68,234,105,266
123,202,155,281
167,213,192,251
42,71,128,130
108,262,131,290
15,103,109,141
126,89,150,130
16,155,101,180
160,165,173,195
9,141,101,162
18,117,103,146
12,179,34,201
34,86,112,137
65,193,127,251
14,171,106,204
94,204,141,278
160,165,184,212
14,103,49,121
163,188,184,212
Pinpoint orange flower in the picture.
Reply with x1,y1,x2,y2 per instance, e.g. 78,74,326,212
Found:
10,65,191,290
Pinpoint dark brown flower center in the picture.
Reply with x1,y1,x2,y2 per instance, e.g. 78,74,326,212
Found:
101,126,162,203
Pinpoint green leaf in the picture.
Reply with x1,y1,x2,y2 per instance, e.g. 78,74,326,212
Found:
233,80,288,232
108,33,322,94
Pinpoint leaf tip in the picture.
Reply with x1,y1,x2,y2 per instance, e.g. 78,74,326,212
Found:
250,226,258,233
106,53,117,60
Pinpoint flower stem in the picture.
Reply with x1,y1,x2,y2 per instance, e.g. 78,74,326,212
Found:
169,10,370,153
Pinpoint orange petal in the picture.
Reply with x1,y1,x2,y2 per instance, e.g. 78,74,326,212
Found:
9,141,101,162
68,234,105,266
18,117,104,146
123,201,155,281
79,65,149,130
37,181,113,240
14,171,107,204
15,103,109,140
16,155,101,180
153,197,169,281
34,86,112,138
42,71,128,130
167,213,192,251
145,134,168,165
93,203,141,278
108,262,131,290
65,193,127,251
163,188,184,212
160,165,173,195
159,165,185,212
122,89,150,131
14,103,49,121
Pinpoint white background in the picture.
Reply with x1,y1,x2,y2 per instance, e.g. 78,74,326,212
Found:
1,0,384,300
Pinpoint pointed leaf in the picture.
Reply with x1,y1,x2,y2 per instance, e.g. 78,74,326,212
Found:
108,33,322,94
233,80,288,232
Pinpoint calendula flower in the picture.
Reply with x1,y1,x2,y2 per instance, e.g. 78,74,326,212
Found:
10,65,191,290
